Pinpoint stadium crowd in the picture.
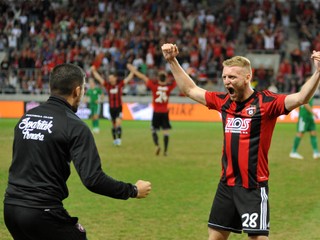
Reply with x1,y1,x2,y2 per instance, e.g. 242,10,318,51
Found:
0,0,319,95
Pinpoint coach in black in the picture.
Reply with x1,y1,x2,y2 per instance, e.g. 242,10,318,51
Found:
162,44,320,240
3,63,152,240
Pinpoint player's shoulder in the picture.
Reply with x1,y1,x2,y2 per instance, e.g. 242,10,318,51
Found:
66,111,91,133
259,89,286,99
206,91,228,100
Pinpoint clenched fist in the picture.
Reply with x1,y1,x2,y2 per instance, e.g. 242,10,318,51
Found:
135,180,152,199
161,43,179,62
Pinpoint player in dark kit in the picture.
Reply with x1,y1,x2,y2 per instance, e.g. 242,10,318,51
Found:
91,65,134,146
162,43,320,240
4,63,151,240
127,63,177,156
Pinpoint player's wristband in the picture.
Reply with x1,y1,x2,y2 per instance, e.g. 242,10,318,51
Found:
130,185,138,198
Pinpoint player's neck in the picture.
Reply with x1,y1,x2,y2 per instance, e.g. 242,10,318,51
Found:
242,88,255,102
158,81,167,85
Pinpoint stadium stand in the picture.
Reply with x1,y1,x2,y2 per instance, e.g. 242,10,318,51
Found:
0,0,319,97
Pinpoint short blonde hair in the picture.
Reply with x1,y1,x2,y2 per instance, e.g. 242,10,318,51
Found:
223,56,252,74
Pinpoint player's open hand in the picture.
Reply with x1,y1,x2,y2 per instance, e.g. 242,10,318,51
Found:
161,43,179,62
135,180,152,199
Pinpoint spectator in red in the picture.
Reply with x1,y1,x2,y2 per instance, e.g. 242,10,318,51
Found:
189,45,200,68
278,58,292,92
313,32,320,51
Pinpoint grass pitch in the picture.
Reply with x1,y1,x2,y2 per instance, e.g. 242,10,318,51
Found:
1,119,320,239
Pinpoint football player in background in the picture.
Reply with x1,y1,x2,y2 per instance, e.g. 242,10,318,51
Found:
127,63,177,156
290,74,320,159
85,77,103,133
91,65,134,146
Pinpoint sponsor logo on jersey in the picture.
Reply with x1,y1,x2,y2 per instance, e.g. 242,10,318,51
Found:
225,117,251,134
110,86,118,94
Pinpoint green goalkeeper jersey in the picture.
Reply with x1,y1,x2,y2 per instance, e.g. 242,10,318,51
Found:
86,87,102,106
299,97,314,121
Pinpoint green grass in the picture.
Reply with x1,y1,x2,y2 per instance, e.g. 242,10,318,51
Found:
1,119,320,239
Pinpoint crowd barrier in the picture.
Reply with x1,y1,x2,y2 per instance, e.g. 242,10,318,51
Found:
1,100,319,123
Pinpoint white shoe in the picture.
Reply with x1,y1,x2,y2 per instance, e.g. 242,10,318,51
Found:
92,128,100,134
313,153,320,159
117,139,122,146
289,152,304,159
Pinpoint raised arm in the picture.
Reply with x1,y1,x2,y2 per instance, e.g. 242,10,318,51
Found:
285,51,320,111
90,65,105,85
127,63,149,83
123,68,135,85
161,43,207,105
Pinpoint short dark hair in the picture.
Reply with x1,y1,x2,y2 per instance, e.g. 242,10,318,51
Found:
109,69,118,77
158,71,167,82
49,63,85,96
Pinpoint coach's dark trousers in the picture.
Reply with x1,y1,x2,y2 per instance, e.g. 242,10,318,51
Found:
4,204,87,240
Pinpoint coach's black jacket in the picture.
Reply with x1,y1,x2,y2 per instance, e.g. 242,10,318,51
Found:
4,96,136,208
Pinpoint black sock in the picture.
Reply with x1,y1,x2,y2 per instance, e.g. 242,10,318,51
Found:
112,128,116,140
164,135,169,153
116,126,122,139
152,132,159,146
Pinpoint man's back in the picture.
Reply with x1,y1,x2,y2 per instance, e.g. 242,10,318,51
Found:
5,96,88,208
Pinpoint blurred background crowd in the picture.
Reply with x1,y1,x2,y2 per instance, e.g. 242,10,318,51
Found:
0,0,319,96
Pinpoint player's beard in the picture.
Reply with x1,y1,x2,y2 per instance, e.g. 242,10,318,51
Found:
72,89,84,112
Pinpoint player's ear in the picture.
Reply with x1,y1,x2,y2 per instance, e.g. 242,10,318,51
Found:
73,85,81,98
245,72,252,83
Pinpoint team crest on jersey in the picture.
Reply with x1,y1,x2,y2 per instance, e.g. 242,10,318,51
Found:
246,105,256,116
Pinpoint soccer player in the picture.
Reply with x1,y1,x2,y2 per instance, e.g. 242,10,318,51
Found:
4,63,152,240
85,77,103,133
161,43,320,240
290,75,320,159
127,63,177,156
91,65,134,146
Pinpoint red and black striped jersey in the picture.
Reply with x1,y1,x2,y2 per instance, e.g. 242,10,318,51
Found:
205,90,289,189
103,80,125,108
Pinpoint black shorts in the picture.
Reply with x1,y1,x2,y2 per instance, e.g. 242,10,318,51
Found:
152,112,171,130
109,106,122,122
4,204,87,240
208,182,269,236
